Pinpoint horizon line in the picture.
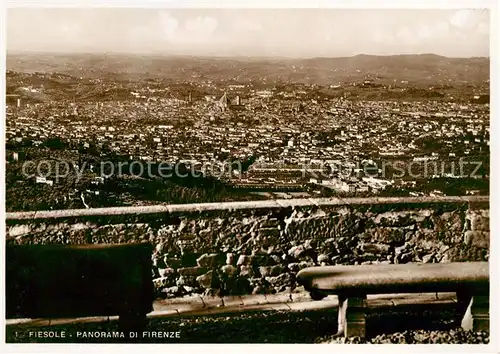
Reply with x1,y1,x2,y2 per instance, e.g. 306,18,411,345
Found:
6,50,490,61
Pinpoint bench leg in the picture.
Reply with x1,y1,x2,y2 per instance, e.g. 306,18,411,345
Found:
461,295,489,332
337,295,346,336
456,291,472,327
338,295,367,338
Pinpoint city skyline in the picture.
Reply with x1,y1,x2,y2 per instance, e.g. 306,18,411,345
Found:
7,8,490,58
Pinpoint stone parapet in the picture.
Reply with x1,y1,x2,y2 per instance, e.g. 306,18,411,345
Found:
6,196,489,298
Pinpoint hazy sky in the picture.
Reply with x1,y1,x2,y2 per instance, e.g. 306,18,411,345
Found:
7,8,490,57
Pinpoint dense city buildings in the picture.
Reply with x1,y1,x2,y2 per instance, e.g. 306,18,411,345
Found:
5,54,490,211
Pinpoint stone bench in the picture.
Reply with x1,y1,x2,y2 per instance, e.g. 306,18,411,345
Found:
6,242,154,340
296,262,489,337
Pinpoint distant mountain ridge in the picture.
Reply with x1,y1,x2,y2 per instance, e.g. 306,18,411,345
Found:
6,53,490,87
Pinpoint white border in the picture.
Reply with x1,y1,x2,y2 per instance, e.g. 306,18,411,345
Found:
2,0,499,8
1,1,498,354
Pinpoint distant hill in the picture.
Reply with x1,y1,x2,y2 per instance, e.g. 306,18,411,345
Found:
6,52,489,87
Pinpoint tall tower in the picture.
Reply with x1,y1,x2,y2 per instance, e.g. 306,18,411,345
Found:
219,92,229,112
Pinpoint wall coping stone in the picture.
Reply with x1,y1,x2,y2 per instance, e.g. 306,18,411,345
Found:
6,196,489,222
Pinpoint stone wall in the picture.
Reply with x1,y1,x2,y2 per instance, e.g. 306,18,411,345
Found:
6,197,489,299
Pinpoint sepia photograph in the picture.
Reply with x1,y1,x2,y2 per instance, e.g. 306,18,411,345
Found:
2,3,495,348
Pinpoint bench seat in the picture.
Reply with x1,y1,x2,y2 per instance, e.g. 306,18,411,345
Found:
6,242,154,340
297,262,489,295
296,262,489,337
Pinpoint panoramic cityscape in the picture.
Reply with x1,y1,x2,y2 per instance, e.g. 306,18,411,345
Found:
5,53,490,210
4,7,492,347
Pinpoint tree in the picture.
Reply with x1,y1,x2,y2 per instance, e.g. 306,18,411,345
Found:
44,137,66,150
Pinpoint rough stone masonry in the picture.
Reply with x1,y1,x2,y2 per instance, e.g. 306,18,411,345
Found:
5,197,489,299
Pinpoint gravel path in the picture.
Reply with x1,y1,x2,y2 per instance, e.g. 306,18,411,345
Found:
5,307,489,344
320,329,490,344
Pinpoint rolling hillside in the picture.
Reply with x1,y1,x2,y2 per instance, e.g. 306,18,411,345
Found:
6,53,489,87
